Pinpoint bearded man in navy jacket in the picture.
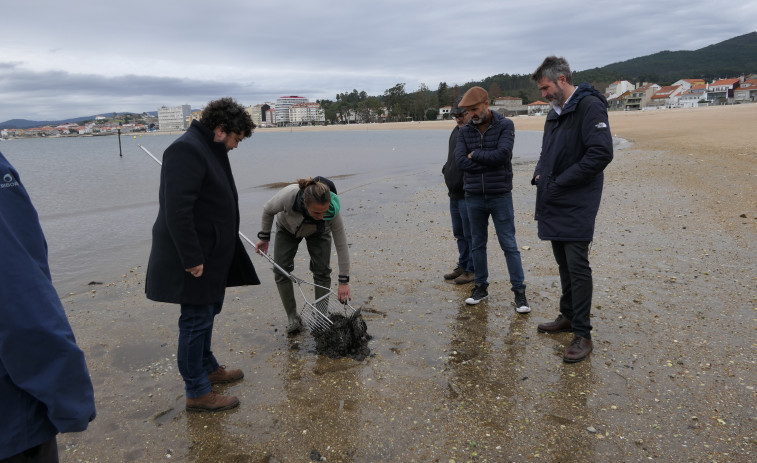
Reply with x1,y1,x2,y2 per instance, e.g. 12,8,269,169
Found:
531,56,613,363
455,86,531,313
0,152,96,462
146,98,260,412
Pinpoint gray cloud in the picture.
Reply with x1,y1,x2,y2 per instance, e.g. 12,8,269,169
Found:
0,0,754,121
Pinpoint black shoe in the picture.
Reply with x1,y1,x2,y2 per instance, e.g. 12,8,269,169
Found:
465,284,488,305
513,290,531,313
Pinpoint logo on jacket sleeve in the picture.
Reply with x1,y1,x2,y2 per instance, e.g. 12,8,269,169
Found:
594,122,608,129
1,172,20,188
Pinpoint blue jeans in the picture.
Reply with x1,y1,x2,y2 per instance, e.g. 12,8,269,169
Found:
466,192,525,291
449,196,473,273
178,299,223,398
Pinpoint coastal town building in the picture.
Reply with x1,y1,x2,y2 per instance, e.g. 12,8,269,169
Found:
247,103,276,127
187,110,201,127
734,79,757,102
672,78,706,92
289,102,325,124
624,83,661,110
275,96,309,126
438,105,451,119
157,104,191,131
491,96,526,115
527,101,550,115
647,85,684,109
607,91,632,111
707,78,740,103
605,80,635,98
678,85,708,108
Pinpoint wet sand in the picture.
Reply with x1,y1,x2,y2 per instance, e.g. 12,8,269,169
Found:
59,104,756,462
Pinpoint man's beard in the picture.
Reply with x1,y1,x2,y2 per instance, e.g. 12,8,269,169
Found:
471,110,486,125
548,86,566,109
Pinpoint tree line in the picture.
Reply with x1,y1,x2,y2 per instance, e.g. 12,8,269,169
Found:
316,32,757,124
316,73,548,124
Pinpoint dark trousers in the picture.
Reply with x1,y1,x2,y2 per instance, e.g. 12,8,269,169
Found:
449,196,473,273
1,437,58,463
551,241,593,339
273,227,333,318
178,299,223,398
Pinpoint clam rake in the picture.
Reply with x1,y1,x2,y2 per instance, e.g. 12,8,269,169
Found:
237,232,359,333
137,143,357,333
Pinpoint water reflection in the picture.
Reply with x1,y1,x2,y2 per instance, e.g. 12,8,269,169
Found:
184,395,248,462
275,340,366,461
445,302,529,429
541,343,599,461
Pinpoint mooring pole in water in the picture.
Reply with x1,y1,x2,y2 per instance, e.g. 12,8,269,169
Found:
117,128,122,157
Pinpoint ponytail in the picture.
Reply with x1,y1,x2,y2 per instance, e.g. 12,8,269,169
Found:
297,178,331,206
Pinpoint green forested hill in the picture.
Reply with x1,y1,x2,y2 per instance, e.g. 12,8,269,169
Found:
576,31,757,84
456,31,757,107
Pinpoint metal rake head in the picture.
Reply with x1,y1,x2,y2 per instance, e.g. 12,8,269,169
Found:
300,291,359,333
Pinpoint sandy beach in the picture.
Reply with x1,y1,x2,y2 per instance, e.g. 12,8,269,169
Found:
58,104,755,462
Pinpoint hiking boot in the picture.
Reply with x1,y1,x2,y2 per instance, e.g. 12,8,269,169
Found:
537,314,573,334
207,365,244,385
444,266,464,280
186,391,239,413
563,335,593,363
453,271,475,285
286,315,303,335
465,284,488,305
513,289,531,314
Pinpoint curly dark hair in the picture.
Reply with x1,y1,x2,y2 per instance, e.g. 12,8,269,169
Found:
199,97,256,138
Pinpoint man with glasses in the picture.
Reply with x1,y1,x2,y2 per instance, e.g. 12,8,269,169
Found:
442,97,474,285
455,86,530,314
146,97,260,412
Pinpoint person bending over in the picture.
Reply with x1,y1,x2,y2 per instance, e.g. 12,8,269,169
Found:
256,177,350,335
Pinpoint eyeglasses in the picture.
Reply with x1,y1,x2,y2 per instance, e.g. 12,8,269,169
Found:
452,113,465,118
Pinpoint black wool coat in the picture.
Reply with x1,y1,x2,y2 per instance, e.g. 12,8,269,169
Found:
145,120,259,305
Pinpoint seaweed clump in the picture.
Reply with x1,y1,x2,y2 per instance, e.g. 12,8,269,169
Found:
312,312,372,360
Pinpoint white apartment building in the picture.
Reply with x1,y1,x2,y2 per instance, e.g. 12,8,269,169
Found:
247,103,276,127
275,96,309,125
605,80,635,97
158,104,191,131
289,102,325,124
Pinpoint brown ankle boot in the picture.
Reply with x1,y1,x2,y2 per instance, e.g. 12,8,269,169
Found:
537,314,573,334
563,335,593,363
444,266,464,280
207,365,244,384
186,391,239,413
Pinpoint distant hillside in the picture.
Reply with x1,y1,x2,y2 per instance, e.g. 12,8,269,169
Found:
576,31,757,84
0,112,158,130
461,31,757,103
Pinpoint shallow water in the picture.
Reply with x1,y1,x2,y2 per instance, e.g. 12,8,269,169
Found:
0,129,542,295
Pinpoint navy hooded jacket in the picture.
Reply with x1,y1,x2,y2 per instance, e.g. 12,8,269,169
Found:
0,152,96,459
455,110,515,195
532,83,613,241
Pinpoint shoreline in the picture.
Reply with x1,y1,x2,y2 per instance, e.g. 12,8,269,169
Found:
56,103,756,462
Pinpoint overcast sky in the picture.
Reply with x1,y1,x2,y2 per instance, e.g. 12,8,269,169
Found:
1,0,754,122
